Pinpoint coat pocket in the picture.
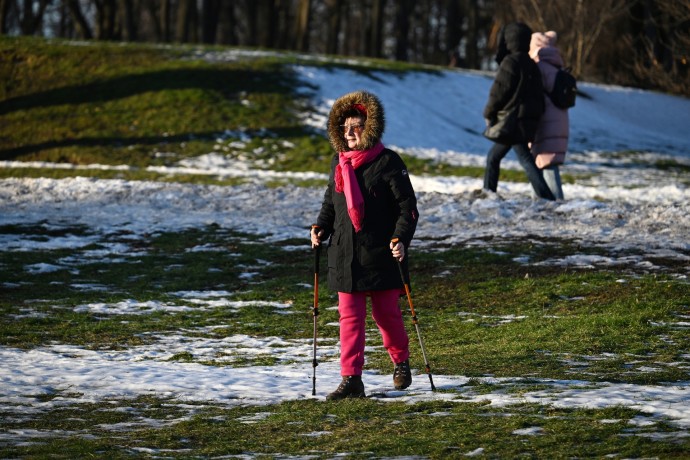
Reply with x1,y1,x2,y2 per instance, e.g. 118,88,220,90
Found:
483,108,519,144
327,233,340,269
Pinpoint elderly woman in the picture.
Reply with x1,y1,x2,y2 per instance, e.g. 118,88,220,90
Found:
311,90,419,400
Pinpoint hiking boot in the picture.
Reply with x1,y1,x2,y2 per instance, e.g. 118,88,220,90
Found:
393,360,412,390
326,375,366,400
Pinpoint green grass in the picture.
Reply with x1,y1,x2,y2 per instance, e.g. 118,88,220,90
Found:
1,37,689,458
1,223,689,460
1,36,571,187
2,225,687,379
3,398,687,458
0,36,334,176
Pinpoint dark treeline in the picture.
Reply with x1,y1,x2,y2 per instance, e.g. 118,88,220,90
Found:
1,0,688,96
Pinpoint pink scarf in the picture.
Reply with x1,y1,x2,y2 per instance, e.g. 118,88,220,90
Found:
335,142,385,232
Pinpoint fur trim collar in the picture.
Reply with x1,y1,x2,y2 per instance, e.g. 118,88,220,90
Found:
327,91,385,152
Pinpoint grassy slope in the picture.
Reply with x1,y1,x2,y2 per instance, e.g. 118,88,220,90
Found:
1,37,688,458
0,36,533,184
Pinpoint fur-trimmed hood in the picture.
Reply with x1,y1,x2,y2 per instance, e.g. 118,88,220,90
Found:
327,90,385,152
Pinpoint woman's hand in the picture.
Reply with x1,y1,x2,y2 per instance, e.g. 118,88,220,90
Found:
390,239,405,262
311,226,324,248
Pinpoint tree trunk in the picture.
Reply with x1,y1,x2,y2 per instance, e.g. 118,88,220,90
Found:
95,0,119,40
395,0,413,61
257,0,277,48
370,0,385,57
144,0,161,40
294,0,311,51
20,0,33,34
243,0,258,46
176,0,198,43
20,0,51,35
201,0,221,44
325,0,343,55
161,0,171,41
120,0,137,41
464,0,479,68
217,1,237,45
274,0,291,49
445,0,463,62
66,0,93,39
0,0,11,34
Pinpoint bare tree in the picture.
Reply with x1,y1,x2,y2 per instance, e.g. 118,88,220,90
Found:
161,0,171,41
370,0,385,57
357,0,371,56
571,0,630,76
626,0,690,95
294,0,311,51
339,2,356,55
415,0,437,63
0,0,12,34
463,0,480,68
216,1,238,45
273,0,292,50
257,0,279,48
94,0,119,40
324,0,342,54
175,0,199,42
508,0,629,77
243,0,258,46
17,0,51,35
66,0,93,38
120,0,138,41
143,0,162,41
446,0,463,64
395,0,414,60
201,0,220,44
0,0,684,95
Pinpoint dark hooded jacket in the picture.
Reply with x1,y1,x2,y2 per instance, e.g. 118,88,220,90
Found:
315,91,418,293
483,22,545,144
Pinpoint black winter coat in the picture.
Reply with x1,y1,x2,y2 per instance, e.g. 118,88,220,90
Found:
315,148,418,293
483,22,544,144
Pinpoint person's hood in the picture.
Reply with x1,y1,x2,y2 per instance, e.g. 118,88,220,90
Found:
504,22,533,54
327,90,385,152
536,46,565,68
530,31,558,58
495,25,508,64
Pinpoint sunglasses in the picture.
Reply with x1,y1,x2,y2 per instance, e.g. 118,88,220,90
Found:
340,123,364,133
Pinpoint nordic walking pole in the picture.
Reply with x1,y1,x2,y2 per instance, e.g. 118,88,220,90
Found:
391,238,436,391
311,226,321,396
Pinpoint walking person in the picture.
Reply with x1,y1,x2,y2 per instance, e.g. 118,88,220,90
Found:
530,31,570,200
482,22,555,200
310,90,419,400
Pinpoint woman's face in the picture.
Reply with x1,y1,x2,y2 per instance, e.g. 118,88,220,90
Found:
342,116,365,150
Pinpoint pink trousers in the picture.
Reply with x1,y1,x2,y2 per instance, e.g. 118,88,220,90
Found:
337,289,410,376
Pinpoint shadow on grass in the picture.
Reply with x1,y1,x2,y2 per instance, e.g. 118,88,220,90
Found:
0,133,216,160
0,126,312,160
0,67,286,116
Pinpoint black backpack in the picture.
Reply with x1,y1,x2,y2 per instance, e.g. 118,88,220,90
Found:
548,67,577,109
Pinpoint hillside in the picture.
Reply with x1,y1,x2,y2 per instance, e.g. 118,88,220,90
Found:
1,38,689,458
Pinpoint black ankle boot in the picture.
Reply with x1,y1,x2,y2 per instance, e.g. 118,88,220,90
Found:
393,360,412,390
326,375,366,400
